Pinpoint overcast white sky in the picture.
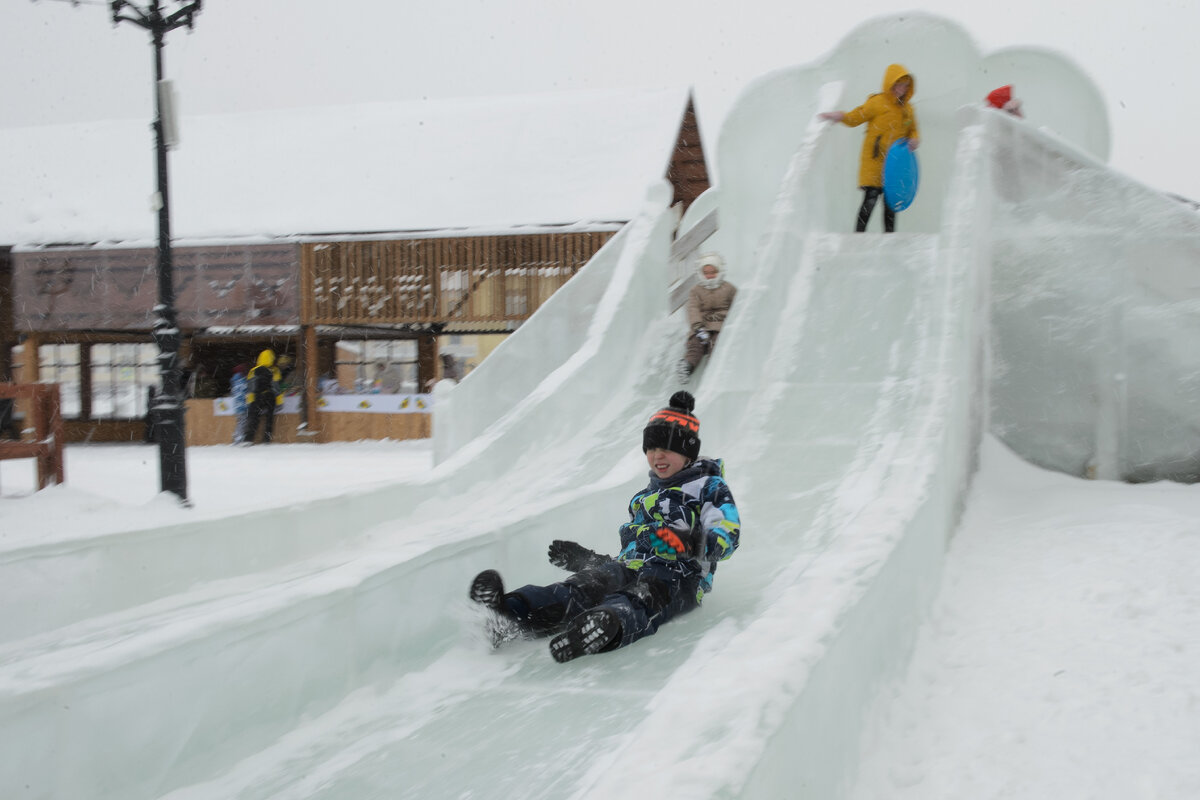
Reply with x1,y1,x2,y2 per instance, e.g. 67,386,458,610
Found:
3,0,1198,200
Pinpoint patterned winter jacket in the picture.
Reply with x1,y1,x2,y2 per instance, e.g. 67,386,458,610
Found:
617,457,741,596
231,372,248,416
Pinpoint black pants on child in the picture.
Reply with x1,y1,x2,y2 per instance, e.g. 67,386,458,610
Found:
244,394,276,444
504,561,701,651
856,186,895,233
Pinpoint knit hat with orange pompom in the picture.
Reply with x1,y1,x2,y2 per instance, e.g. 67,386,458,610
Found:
642,391,701,460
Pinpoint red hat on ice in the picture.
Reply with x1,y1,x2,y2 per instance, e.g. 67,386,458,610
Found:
986,85,1013,109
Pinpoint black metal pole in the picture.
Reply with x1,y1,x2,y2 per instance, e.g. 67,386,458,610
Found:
111,0,201,505
150,15,187,502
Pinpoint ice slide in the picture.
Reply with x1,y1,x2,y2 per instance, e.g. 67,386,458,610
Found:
6,13,1200,800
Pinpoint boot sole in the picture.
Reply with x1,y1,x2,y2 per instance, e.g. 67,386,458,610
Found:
469,569,504,609
549,609,620,663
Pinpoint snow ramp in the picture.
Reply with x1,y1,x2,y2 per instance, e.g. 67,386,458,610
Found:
6,13,1200,800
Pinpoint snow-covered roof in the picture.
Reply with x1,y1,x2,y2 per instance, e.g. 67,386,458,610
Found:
0,87,692,246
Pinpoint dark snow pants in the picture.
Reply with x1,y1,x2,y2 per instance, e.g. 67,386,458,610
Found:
244,394,276,444
504,561,702,651
856,186,896,233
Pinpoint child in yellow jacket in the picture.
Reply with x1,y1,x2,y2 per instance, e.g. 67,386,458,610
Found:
244,349,283,444
820,63,921,233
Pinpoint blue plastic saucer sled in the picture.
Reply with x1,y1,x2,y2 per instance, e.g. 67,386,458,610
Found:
883,138,919,212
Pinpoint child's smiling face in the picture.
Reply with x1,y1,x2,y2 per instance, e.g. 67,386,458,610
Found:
646,448,689,480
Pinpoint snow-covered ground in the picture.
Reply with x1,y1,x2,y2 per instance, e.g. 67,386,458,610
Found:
849,438,1200,799
0,440,433,547
0,441,434,509
3,437,1197,798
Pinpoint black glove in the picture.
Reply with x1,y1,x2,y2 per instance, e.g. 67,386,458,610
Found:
548,539,609,572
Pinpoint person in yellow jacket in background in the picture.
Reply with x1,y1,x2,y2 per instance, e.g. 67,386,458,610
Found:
244,348,283,444
820,63,920,233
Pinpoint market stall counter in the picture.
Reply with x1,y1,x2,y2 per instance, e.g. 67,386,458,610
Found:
186,392,432,445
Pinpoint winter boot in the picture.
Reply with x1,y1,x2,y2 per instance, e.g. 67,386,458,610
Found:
470,570,527,648
549,607,622,663
469,569,505,610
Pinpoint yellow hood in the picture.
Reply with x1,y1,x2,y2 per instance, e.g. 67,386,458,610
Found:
882,63,914,103
255,349,276,369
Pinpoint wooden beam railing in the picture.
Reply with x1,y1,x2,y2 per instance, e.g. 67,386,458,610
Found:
0,383,65,490
668,208,719,312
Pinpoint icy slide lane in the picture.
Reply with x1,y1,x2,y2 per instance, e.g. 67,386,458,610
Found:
1,96,977,800
0,190,690,800
153,228,951,800
0,140,967,800
176,87,970,796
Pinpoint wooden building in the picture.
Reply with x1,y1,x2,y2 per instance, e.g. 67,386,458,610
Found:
0,248,12,385
0,89,710,444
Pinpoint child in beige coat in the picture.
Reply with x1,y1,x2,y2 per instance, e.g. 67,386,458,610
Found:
679,252,737,383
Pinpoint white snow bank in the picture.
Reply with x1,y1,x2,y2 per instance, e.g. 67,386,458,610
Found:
849,436,1200,799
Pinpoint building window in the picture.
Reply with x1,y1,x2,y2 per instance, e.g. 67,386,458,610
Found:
332,339,418,394
504,292,529,317
90,343,159,419
38,344,81,418
441,269,469,318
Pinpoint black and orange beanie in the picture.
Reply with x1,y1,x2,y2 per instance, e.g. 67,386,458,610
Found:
643,391,701,460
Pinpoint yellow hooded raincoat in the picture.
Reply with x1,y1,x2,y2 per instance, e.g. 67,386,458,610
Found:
246,349,284,407
840,64,919,188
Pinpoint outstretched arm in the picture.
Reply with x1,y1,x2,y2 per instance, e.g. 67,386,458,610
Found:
834,100,876,129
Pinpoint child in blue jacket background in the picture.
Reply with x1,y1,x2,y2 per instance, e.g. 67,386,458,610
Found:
470,391,741,663
230,363,249,444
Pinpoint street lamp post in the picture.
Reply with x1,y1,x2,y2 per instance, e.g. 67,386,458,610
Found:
110,0,201,504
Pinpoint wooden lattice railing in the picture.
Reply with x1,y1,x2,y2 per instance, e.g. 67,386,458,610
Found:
300,231,616,326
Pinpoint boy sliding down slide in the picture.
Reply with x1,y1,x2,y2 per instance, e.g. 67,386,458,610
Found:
469,391,741,663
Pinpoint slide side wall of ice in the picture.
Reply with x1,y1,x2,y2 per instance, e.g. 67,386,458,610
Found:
431,222,630,464
982,108,1200,482
0,185,685,800
736,122,992,799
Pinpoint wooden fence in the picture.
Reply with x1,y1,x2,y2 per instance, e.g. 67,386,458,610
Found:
0,383,65,490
